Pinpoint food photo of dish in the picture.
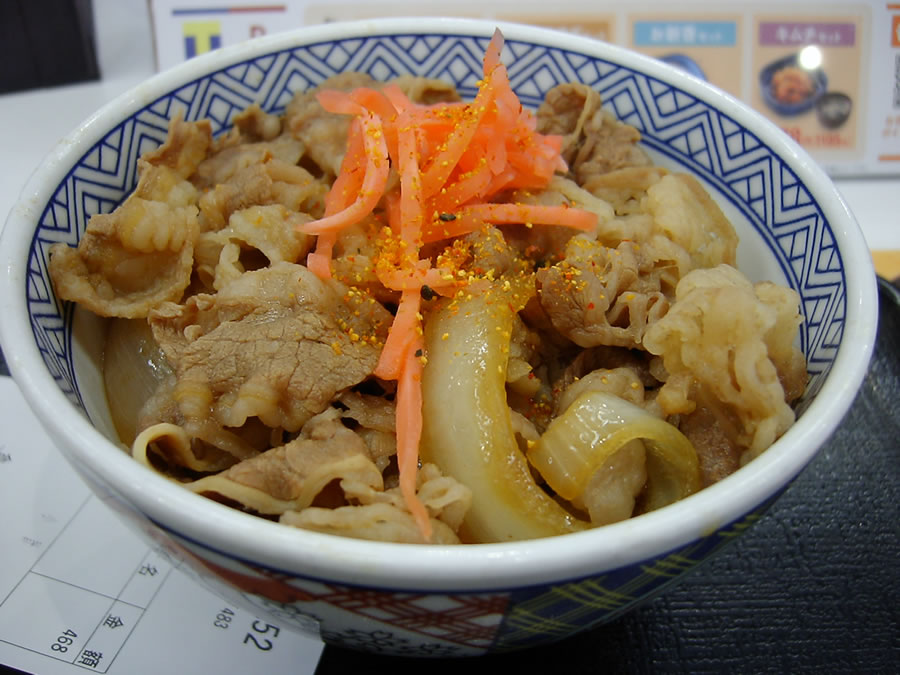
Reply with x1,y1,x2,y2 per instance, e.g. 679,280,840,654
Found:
770,65,814,104
816,91,852,129
658,53,707,80
759,50,827,116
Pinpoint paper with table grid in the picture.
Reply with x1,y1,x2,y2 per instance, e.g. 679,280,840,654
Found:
0,377,323,675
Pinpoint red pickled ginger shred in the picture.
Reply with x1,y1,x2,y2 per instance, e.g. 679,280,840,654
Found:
296,28,598,541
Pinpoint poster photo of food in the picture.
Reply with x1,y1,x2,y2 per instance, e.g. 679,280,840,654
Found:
627,14,744,99
304,3,617,41
752,13,867,159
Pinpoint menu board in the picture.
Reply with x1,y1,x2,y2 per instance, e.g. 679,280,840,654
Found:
148,0,900,177
750,14,865,160
627,15,745,99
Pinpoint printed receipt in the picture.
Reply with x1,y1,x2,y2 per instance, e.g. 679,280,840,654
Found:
0,377,324,675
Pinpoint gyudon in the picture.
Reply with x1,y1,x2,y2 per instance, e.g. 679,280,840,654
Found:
50,31,807,544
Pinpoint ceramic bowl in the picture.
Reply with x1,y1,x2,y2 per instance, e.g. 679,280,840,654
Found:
0,18,878,657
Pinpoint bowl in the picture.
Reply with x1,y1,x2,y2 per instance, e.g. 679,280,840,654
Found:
0,18,878,657
759,51,827,116
817,91,852,129
658,53,707,81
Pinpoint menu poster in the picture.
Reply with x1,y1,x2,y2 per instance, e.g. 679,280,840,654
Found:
150,3,305,68
148,0,899,176
627,16,744,99
301,3,615,40
881,5,900,165
751,15,866,160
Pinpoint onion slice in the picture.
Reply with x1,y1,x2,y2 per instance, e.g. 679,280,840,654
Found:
420,293,588,543
528,391,701,512
104,318,172,445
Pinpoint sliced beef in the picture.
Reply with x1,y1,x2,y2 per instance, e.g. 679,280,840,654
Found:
49,162,199,318
149,261,392,433
537,237,669,348
537,83,651,186
285,72,377,178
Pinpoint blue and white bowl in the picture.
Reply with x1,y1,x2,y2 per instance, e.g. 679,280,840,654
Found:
0,18,878,656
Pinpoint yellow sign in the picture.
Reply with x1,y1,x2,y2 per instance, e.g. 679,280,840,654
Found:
182,20,221,59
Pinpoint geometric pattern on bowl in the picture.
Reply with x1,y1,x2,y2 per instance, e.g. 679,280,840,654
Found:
27,33,844,417
148,496,773,655
492,504,770,651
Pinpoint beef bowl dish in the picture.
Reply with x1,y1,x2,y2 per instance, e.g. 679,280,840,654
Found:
0,18,877,657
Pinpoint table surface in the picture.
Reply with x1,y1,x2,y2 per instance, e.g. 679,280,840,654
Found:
1,3,897,672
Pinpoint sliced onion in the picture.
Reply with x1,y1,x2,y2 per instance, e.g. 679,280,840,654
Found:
104,318,173,444
421,293,588,543
528,391,701,512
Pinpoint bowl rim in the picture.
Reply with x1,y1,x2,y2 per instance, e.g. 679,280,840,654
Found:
0,16,879,592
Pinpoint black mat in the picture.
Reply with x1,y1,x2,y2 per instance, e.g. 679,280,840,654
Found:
316,278,900,673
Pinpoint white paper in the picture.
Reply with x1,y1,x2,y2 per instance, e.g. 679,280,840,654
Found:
0,377,324,674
